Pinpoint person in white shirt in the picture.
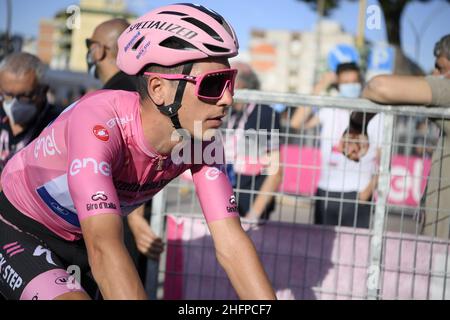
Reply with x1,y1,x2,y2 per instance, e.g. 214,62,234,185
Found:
293,63,381,228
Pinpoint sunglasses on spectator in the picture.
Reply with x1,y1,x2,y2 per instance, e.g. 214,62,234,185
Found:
85,38,110,50
144,68,237,101
0,85,47,104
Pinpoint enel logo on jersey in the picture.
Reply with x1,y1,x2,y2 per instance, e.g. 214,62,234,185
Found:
69,158,111,176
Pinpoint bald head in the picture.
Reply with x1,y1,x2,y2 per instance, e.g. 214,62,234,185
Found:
92,18,129,57
88,18,130,83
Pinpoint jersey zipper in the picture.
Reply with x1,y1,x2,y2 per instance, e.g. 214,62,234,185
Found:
156,156,164,171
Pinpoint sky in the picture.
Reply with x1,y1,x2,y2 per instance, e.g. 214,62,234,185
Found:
1,0,450,72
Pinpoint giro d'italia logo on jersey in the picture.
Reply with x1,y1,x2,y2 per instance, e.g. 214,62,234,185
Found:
227,195,238,213
205,167,221,181
86,191,117,211
93,125,109,142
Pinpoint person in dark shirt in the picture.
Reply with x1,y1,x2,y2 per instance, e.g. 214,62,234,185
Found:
86,18,137,92
86,18,162,287
0,52,62,174
226,62,283,221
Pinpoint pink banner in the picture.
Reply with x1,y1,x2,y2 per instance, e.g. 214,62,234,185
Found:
388,155,431,207
164,215,450,300
279,145,321,197
279,145,431,207
181,145,432,207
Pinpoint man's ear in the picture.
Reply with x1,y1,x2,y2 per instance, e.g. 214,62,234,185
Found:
41,84,49,96
146,76,165,106
92,45,106,62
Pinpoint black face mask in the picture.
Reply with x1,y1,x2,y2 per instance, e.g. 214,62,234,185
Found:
2,98,38,126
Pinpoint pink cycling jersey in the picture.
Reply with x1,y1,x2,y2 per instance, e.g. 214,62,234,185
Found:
1,90,238,241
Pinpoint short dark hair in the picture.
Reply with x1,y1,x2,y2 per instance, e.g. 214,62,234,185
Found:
434,34,450,60
336,62,360,76
137,63,184,102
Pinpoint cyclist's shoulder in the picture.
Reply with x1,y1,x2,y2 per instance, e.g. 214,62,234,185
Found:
76,89,138,107
66,89,139,119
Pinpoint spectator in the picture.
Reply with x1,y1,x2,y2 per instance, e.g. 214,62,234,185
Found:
346,34,450,238
225,62,282,221
412,118,439,158
294,63,381,228
290,71,337,131
86,19,162,285
86,18,137,91
0,52,62,173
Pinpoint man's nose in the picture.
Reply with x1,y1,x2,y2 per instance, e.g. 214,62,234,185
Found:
217,87,233,107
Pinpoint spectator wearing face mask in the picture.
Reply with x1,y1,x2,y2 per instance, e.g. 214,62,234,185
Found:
291,63,364,130
85,18,137,91
0,52,62,174
343,34,450,238
291,62,382,228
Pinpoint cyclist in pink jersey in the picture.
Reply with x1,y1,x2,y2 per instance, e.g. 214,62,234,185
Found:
0,3,276,300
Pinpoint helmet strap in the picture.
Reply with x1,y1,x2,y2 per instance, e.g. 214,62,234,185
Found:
157,63,193,130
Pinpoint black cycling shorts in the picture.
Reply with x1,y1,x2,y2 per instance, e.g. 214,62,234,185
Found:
0,192,97,300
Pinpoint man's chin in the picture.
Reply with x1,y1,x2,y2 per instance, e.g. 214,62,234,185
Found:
189,127,217,141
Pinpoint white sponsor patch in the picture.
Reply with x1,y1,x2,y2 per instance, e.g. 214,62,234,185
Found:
205,167,221,181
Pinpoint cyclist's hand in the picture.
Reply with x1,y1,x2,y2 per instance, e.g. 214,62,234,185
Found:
337,131,369,162
129,215,164,260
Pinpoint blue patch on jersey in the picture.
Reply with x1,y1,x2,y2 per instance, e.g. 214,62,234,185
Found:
36,186,80,227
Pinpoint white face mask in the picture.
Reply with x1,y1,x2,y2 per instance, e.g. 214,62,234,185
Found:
2,99,15,122
338,83,362,98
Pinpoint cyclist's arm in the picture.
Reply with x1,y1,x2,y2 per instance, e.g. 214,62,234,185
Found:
81,214,147,299
66,96,146,299
191,164,276,299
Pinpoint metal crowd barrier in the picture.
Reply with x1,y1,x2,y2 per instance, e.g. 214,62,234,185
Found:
147,89,450,300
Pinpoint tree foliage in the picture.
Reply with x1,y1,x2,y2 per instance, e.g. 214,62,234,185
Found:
296,0,449,45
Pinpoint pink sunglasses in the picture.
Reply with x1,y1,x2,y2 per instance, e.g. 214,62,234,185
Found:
144,68,237,100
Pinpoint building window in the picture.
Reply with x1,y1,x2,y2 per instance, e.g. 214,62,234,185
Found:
251,29,266,39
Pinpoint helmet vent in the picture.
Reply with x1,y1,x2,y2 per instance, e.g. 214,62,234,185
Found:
132,36,146,51
177,3,223,24
203,43,229,53
158,11,188,16
159,36,198,51
181,17,223,43
220,20,235,40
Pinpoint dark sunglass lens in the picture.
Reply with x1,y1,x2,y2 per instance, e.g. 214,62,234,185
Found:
198,73,230,98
